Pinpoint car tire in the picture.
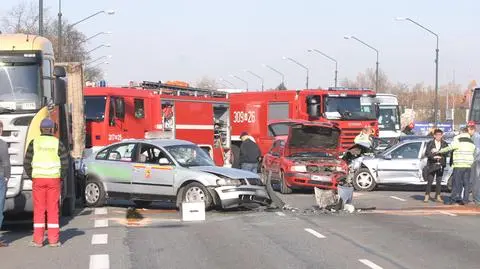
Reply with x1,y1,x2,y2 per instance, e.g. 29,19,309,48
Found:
231,144,241,169
133,200,152,208
181,182,213,210
279,170,293,194
353,168,376,191
84,178,106,207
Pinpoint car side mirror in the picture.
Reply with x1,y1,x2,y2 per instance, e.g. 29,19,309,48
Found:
383,154,392,160
159,158,170,165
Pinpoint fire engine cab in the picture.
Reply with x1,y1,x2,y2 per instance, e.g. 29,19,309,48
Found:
228,88,378,168
83,81,231,166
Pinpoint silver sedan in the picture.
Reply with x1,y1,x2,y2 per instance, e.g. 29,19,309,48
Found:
351,139,452,191
81,139,270,210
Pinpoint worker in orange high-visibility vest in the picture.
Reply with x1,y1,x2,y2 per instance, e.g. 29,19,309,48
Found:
24,118,69,247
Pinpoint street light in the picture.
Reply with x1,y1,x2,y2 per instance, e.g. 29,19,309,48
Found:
57,3,115,60
244,70,264,91
283,56,309,89
219,78,236,88
91,61,109,68
262,64,285,87
396,17,440,125
344,35,379,92
86,55,112,65
230,75,249,91
81,31,112,44
87,44,111,54
307,49,338,88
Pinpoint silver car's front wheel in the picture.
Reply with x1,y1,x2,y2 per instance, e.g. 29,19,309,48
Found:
353,168,376,191
180,182,213,210
85,179,106,207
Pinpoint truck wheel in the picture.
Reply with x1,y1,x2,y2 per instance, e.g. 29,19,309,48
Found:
280,171,293,194
181,182,213,210
353,168,376,191
85,178,106,207
231,144,241,169
134,200,152,208
61,161,76,216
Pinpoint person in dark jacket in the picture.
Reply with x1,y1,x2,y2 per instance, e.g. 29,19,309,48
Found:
424,128,448,203
0,120,11,247
24,118,69,247
239,132,261,173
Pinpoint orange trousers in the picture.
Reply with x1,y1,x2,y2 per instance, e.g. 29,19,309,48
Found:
32,178,61,244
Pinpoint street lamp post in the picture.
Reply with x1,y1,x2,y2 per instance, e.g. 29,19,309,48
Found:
245,70,264,91
87,44,111,54
39,0,44,36
91,61,109,68
307,49,338,88
57,5,115,61
230,75,249,91
81,31,112,44
262,64,285,87
86,55,112,65
283,56,309,89
219,78,236,88
396,17,439,125
344,35,379,92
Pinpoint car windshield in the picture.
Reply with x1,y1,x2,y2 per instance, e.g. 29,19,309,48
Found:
378,106,400,131
0,62,41,111
325,96,376,120
164,144,215,167
85,96,107,121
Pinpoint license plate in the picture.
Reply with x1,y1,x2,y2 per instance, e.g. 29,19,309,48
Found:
311,175,330,182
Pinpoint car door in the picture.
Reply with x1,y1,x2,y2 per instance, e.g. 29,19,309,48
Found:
99,142,138,196
377,141,423,183
131,143,175,199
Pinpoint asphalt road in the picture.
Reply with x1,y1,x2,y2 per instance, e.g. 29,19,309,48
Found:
1,187,479,269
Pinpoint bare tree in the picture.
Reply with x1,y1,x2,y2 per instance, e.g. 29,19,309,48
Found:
340,68,389,91
276,82,287,90
195,76,218,90
1,0,103,81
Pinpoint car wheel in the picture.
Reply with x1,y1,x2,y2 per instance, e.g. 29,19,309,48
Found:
353,168,376,191
133,200,152,208
182,182,213,210
85,179,106,207
279,171,293,194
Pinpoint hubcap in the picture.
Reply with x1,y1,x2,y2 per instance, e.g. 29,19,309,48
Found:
85,183,100,204
185,187,206,203
356,172,373,189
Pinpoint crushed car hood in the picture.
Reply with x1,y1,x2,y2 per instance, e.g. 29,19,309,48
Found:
286,124,340,154
190,166,258,179
288,156,343,166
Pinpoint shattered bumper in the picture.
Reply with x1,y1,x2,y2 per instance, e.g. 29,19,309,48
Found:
212,185,271,209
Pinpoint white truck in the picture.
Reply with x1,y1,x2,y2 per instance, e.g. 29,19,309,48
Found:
362,93,401,147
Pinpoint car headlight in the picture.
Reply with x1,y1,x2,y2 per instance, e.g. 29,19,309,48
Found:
290,165,307,172
216,178,241,186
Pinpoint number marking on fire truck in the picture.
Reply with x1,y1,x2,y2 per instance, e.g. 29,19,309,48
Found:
233,111,256,123
108,134,122,141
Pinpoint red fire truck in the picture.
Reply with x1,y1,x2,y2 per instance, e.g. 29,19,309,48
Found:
83,81,231,166
228,88,379,168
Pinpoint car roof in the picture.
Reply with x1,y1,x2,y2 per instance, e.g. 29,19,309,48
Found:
109,138,195,148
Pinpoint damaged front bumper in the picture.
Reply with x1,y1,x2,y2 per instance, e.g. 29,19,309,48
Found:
211,185,271,209
284,172,344,190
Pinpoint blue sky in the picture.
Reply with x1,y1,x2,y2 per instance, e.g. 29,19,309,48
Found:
1,0,478,90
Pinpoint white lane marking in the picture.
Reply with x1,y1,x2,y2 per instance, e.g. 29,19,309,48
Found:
304,228,326,239
91,234,108,245
389,196,406,202
359,259,383,269
439,211,457,216
89,254,110,269
94,219,109,228
95,208,108,215
276,212,286,216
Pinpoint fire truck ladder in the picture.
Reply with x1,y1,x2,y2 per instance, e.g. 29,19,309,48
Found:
141,81,228,98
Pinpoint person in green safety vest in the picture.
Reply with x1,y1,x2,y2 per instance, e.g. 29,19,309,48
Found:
23,118,69,247
436,126,476,205
354,125,373,149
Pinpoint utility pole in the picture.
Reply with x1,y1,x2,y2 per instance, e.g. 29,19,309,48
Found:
57,0,63,61
39,0,44,36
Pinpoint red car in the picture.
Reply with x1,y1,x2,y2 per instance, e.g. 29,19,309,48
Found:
261,120,348,194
